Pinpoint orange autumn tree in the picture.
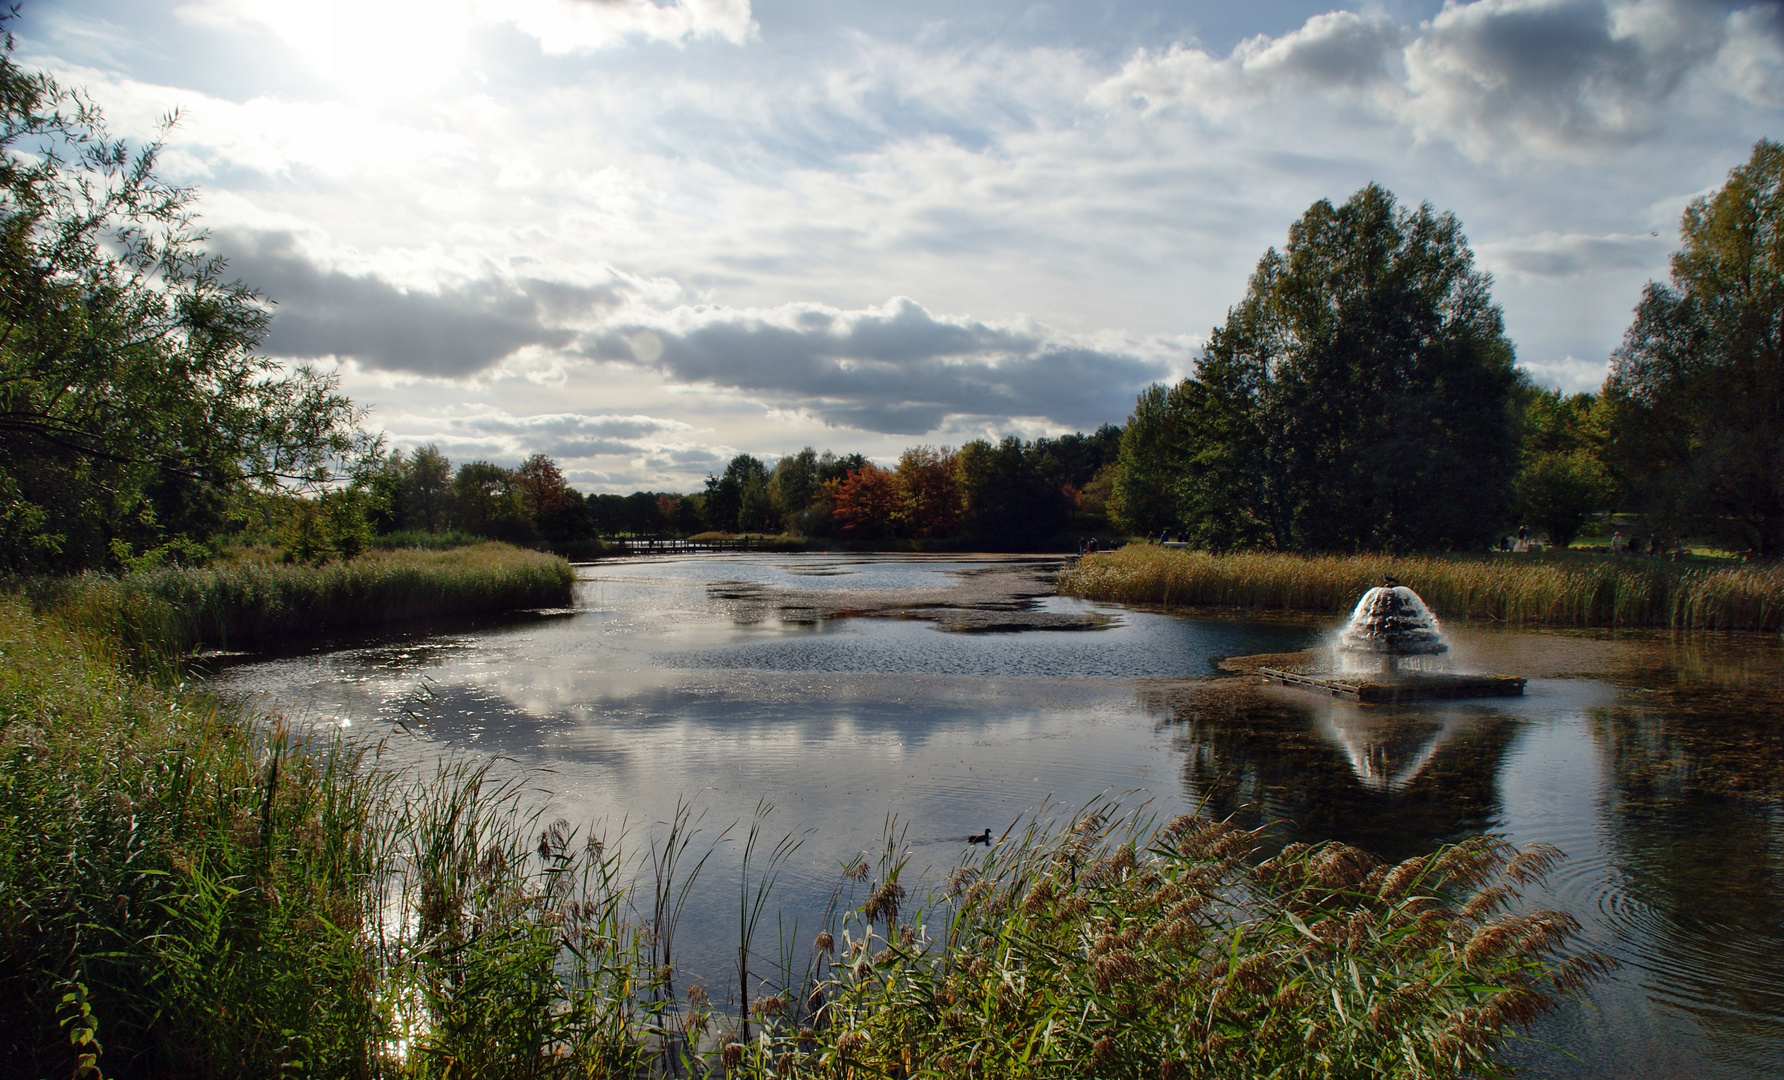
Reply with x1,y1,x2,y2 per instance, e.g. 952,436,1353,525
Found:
832,464,899,538
893,445,961,538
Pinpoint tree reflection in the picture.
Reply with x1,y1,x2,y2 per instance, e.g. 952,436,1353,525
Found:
1145,682,1523,862
1593,697,1784,1067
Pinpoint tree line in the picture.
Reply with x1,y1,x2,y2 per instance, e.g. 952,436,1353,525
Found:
302,428,1124,559
1104,141,1784,558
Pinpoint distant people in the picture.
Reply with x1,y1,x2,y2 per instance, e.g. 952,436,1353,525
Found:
1516,524,1529,549
1087,537,1099,554
1500,535,1512,552
1611,529,1626,554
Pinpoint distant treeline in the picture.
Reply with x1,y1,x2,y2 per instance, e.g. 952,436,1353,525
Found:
281,427,1124,558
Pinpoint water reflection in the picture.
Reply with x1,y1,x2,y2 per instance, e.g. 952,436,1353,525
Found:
1589,704,1784,1072
1145,682,1524,861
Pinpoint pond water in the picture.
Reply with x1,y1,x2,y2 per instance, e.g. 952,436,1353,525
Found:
218,554,1784,1078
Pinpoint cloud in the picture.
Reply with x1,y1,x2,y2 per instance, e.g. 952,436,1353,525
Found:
1480,230,1668,277
586,296,1171,435
480,0,756,51
1093,0,1784,156
1520,352,1614,393
218,230,618,376
442,411,697,460
1091,11,1406,113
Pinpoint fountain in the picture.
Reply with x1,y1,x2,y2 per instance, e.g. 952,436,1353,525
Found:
1261,579,1525,703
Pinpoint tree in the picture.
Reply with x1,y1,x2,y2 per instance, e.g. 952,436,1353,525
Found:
703,454,771,533
1513,386,1612,549
832,465,898,539
0,27,362,572
1178,184,1519,552
1605,139,1784,554
398,445,454,532
893,445,961,538
452,461,526,539
1108,382,1194,535
771,447,820,524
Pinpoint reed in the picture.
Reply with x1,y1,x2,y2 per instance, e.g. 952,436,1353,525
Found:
0,594,388,1077
33,542,575,661
1058,545,1784,631
735,802,1607,1079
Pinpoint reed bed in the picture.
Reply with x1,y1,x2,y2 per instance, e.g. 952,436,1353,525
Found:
1058,545,1784,631
753,805,1606,1080
2,592,1605,1078
33,542,575,659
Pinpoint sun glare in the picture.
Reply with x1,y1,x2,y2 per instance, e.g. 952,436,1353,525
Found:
227,0,474,101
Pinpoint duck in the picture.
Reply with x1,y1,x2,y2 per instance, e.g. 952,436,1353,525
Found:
968,828,992,845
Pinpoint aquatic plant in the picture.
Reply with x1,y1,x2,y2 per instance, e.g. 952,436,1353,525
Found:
1058,545,1784,631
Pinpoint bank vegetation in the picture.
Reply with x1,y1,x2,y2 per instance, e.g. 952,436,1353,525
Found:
1059,545,1784,631
26,542,574,659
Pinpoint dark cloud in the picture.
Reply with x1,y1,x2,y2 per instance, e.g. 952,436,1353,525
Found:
1238,11,1407,88
587,297,1169,435
1103,1,1782,151
436,411,694,460
1483,231,1667,277
1405,0,1768,144
217,229,617,376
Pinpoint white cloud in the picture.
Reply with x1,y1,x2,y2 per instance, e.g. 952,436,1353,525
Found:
1093,0,1784,157
476,0,756,51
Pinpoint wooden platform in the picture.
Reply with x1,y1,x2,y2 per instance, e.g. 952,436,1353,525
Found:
1258,668,1527,704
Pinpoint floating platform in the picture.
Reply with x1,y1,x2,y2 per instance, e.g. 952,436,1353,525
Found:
1258,668,1527,704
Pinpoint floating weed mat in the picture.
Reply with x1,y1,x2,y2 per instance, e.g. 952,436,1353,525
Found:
1059,546,1784,631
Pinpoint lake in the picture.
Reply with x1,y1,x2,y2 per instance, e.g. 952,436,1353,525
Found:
218,554,1784,1078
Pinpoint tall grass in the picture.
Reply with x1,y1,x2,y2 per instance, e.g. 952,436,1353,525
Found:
2,589,1606,1077
31,542,575,659
726,803,1607,1079
1059,545,1784,631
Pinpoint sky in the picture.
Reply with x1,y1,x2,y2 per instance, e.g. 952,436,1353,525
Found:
18,0,1784,492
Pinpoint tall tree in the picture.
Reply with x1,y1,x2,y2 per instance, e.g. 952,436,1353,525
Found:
1605,139,1784,554
1180,184,1519,552
832,464,897,539
0,27,362,571
452,461,526,539
398,445,454,532
1513,385,1612,550
1108,382,1194,535
771,447,820,523
703,454,771,532
893,445,960,538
